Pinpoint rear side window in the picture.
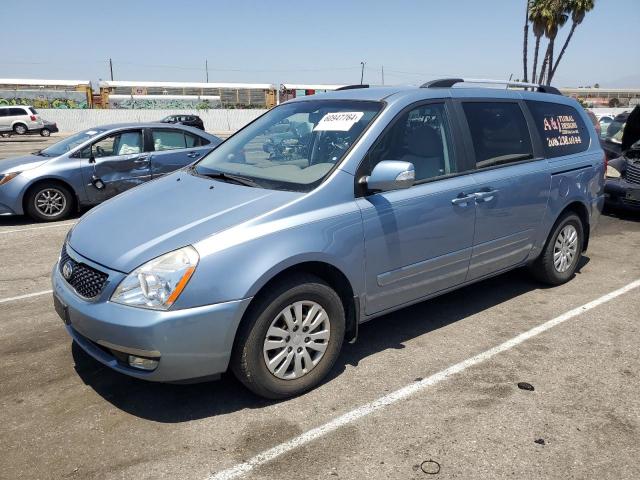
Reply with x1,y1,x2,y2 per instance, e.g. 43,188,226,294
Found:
152,129,187,150
185,132,208,147
525,101,589,157
462,102,533,168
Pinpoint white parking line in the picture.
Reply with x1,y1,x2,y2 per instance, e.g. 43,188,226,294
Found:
0,222,76,235
207,278,640,480
0,290,52,304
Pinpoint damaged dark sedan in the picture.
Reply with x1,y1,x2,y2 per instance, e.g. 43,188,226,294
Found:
605,106,640,211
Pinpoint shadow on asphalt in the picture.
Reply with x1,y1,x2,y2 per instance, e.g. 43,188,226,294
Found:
72,259,589,422
603,207,640,222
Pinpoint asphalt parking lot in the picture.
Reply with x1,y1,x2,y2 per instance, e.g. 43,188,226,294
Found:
1,137,639,480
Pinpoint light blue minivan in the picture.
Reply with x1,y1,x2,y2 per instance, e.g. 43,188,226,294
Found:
52,79,605,398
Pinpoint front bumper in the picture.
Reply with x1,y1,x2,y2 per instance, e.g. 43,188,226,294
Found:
604,178,640,210
52,261,252,382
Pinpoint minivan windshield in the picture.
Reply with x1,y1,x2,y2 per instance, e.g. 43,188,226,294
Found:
193,100,382,191
38,128,107,156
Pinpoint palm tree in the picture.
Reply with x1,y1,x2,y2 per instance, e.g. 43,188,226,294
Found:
548,0,595,83
523,1,531,82
528,0,549,85
537,0,569,85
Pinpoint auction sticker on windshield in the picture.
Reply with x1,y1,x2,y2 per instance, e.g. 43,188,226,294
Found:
314,112,364,131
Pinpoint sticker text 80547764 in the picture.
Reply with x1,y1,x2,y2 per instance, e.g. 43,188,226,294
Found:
313,112,364,132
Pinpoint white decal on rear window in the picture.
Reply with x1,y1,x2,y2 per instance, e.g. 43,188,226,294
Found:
85,130,98,135
313,112,365,132
543,115,582,148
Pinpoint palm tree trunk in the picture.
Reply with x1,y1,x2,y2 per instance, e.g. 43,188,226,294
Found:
549,21,577,83
523,1,530,82
538,42,552,84
546,39,555,85
532,36,541,85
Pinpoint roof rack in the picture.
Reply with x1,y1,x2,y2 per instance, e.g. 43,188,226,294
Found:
336,84,370,91
420,78,561,95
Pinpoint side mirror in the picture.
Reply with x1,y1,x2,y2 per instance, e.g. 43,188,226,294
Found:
364,160,415,193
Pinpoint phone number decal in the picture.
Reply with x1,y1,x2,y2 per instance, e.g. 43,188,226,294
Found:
547,135,582,147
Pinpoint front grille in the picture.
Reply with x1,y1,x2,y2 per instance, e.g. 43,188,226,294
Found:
59,244,108,299
625,162,640,185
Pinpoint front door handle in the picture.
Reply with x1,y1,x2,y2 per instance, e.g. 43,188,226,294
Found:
133,154,150,164
474,189,499,203
451,193,477,206
187,151,201,159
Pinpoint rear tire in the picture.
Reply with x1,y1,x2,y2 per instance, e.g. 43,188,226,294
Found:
13,123,27,135
25,182,74,222
231,274,345,399
40,128,51,137
530,212,584,285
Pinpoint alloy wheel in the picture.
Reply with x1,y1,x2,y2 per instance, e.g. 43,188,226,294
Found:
34,188,67,218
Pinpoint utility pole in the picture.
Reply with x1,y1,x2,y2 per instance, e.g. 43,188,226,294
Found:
360,61,365,85
381,65,384,86
205,59,209,83
109,58,114,81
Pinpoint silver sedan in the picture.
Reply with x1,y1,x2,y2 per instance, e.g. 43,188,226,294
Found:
0,123,221,221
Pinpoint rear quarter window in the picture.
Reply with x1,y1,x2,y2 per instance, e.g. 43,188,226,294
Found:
9,107,27,116
525,101,590,158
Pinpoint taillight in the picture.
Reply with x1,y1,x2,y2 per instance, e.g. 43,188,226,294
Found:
30,115,37,121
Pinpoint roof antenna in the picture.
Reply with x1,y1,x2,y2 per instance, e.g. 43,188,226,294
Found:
507,73,513,90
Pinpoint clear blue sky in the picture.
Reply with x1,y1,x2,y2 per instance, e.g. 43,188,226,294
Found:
1,0,638,87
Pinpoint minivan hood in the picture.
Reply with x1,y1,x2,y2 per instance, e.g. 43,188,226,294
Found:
0,154,50,173
68,172,301,272
622,106,640,152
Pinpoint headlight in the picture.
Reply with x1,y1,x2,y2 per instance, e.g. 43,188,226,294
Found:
606,165,621,178
0,172,21,186
111,246,199,310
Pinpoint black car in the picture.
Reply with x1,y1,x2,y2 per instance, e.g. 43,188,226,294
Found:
601,110,631,160
159,114,205,130
39,120,59,137
604,106,640,211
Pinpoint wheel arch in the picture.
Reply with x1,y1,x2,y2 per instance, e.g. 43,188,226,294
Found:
551,200,590,252
241,260,360,344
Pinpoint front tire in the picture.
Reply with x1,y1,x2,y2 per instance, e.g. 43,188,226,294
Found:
231,274,345,399
530,212,584,285
25,182,74,222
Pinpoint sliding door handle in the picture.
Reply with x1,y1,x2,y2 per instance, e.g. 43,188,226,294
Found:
451,194,477,206
474,189,499,202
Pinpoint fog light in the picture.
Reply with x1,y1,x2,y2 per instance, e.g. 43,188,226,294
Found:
128,355,159,371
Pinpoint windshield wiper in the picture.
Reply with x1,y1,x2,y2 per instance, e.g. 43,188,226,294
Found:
32,150,50,157
195,168,260,188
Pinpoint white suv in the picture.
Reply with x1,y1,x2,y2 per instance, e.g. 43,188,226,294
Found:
0,105,44,135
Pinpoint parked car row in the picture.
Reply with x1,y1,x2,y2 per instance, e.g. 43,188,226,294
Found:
0,105,58,137
0,106,206,137
50,80,606,398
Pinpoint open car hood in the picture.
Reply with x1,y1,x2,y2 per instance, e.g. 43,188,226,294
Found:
622,106,640,153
